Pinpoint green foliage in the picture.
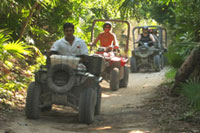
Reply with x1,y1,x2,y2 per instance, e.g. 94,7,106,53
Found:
0,32,29,61
165,67,177,80
0,31,45,97
120,0,200,66
173,0,200,42
0,0,127,105
144,1,175,25
181,78,200,111
165,41,199,69
165,44,184,68
3,40,31,59
0,0,126,53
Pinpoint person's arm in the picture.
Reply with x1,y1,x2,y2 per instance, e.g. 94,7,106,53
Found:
47,41,60,68
112,33,119,47
135,35,141,43
50,41,60,55
150,34,156,42
92,34,100,46
79,40,88,55
50,51,59,55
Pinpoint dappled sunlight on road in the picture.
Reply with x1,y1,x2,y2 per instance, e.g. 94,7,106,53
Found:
93,126,112,130
128,130,149,133
102,93,121,98
142,83,154,88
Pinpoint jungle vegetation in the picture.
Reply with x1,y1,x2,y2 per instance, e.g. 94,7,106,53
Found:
0,0,200,111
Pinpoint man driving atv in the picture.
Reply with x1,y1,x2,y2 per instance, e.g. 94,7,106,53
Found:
91,22,119,51
50,22,88,56
135,26,155,47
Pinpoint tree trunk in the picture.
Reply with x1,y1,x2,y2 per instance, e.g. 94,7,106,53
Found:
171,47,200,95
18,1,39,41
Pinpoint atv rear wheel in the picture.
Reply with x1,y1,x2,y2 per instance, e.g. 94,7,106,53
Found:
79,87,97,124
119,66,129,88
110,67,119,91
95,85,102,115
25,82,41,119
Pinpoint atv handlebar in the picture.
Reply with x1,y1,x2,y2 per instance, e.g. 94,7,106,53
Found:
135,41,155,47
88,42,119,53
97,46,119,53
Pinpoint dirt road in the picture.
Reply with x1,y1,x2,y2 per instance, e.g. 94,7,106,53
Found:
1,68,168,133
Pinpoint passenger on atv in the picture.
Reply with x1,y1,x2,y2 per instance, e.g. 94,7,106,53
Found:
90,22,119,51
135,26,156,47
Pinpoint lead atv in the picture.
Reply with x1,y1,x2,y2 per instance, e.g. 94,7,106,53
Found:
25,54,104,124
90,19,130,91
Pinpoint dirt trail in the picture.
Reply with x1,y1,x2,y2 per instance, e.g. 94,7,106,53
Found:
0,68,168,133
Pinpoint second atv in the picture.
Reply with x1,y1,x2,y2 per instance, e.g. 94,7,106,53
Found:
90,19,131,91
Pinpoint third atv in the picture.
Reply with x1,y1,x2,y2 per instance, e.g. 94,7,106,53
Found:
131,26,168,72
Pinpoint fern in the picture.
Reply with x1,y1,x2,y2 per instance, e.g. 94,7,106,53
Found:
181,78,200,110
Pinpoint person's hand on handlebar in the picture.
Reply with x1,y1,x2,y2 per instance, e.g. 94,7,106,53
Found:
106,46,113,52
113,45,119,50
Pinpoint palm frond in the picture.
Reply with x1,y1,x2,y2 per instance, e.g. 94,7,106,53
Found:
3,40,32,59
39,0,59,8
0,33,10,45
181,78,200,110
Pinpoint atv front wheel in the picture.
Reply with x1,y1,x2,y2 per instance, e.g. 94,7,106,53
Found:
25,82,41,119
160,54,165,69
79,87,97,124
130,56,138,73
119,66,129,88
95,85,102,115
153,55,161,72
110,67,119,91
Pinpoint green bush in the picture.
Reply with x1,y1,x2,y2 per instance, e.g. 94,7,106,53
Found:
181,78,200,111
166,42,199,69
0,31,45,100
165,44,184,68
165,67,177,80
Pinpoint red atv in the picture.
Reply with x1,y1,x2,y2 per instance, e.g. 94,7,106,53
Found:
90,19,130,91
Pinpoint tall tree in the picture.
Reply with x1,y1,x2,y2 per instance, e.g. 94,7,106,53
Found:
19,1,39,41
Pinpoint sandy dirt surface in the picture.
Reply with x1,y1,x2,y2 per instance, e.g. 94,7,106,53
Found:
0,68,168,133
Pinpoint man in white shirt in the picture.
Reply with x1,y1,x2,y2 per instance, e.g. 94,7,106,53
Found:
50,23,88,56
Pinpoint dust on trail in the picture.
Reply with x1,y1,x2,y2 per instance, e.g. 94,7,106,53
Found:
0,68,168,133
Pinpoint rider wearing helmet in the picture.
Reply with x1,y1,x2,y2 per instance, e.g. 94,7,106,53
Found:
135,26,155,46
91,22,119,49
